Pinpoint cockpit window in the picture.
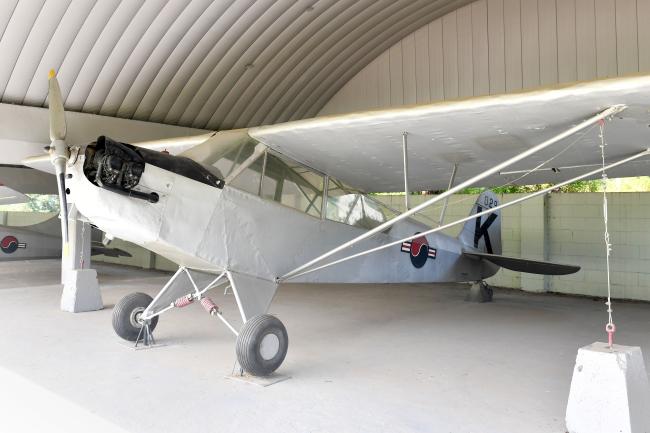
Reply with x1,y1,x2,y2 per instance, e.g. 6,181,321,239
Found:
206,134,404,226
326,179,398,230
216,139,325,217
210,137,259,180
260,152,324,218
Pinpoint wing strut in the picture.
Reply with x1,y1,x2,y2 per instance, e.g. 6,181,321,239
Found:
279,105,627,281
438,163,458,226
280,148,648,281
402,131,410,210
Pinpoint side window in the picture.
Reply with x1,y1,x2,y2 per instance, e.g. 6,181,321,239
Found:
210,137,258,179
261,152,324,218
228,154,264,195
326,179,396,229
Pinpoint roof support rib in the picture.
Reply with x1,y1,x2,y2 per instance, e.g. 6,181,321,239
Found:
402,131,410,210
438,163,458,227
279,104,627,281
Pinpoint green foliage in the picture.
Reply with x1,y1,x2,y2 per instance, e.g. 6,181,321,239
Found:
26,194,60,212
457,178,645,194
0,194,60,213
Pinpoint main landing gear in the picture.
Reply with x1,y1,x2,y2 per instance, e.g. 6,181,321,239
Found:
236,314,288,376
112,292,158,342
111,267,287,377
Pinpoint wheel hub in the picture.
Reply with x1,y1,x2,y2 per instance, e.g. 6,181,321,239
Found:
259,333,280,360
130,307,146,328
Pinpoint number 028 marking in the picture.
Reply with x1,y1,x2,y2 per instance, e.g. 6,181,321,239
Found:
483,196,498,208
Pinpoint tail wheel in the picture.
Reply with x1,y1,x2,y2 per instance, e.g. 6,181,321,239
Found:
112,292,157,341
236,314,288,376
480,281,494,301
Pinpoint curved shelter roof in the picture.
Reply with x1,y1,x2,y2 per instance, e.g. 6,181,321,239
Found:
0,0,471,130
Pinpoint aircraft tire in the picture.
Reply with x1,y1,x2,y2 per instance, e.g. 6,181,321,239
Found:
112,292,158,341
236,314,288,376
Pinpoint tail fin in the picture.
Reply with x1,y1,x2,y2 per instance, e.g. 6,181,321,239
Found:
458,190,501,255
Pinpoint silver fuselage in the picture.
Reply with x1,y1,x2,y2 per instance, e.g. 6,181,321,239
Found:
68,153,497,284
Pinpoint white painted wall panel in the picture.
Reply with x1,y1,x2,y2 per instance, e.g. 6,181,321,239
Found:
615,0,639,75
595,0,618,78
428,19,445,100
556,0,577,83
363,60,379,110
520,0,540,89
402,34,417,105
487,0,506,93
575,0,597,81
320,0,650,116
442,12,459,99
377,51,391,108
414,26,431,103
503,0,522,92
389,42,404,105
537,0,558,85
471,0,490,95
457,5,474,97
638,0,650,70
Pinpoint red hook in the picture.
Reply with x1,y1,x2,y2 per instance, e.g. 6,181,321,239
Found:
606,323,616,348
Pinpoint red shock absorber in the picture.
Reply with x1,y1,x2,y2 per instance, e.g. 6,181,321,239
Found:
174,295,193,308
200,297,218,315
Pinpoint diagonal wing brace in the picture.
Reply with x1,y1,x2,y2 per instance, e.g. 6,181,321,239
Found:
280,105,626,281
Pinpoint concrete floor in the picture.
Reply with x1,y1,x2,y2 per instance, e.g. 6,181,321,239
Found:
0,260,649,433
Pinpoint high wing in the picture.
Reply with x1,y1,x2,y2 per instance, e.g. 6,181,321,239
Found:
249,75,650,192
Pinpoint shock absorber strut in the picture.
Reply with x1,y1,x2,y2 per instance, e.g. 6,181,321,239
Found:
200,297,219,315
200,296,239,337
174,295,194,308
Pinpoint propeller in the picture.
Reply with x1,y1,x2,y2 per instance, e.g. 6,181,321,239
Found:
47,69,70,256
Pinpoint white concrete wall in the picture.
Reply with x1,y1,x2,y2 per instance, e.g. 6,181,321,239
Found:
320,0,650,116
378,192,650,301
0,211,56,226
546,193,650,300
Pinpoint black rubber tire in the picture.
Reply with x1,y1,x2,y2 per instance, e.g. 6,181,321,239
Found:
236,314,288,376
112,292,158,342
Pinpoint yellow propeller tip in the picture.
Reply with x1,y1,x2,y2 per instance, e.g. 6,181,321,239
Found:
48,69,56,79
63,242,69,257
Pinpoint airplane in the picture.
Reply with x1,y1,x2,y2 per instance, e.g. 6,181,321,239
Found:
0,216,132,261
24,70,650,376
0,169,131,262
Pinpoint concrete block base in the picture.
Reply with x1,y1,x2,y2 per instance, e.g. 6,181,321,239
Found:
60,269,103,313
225,372,291,387
465,281,493,303
566,342,650,433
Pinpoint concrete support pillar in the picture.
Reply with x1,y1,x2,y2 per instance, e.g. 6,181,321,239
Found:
60,205,103,312
520,194,550,292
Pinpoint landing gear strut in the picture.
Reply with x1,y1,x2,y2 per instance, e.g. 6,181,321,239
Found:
111,267,287,377
466,280,493,303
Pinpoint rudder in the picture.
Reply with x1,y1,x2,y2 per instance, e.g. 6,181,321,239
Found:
458,190,501,255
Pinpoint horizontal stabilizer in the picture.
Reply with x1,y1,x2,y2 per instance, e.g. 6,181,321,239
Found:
464,251,580,275
90,243,132,258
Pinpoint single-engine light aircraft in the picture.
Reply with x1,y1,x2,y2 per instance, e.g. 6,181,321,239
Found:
27,71,650,376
